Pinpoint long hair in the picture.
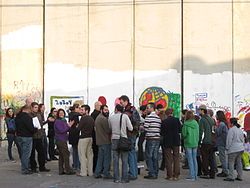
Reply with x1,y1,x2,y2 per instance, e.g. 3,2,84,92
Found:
5,108,15,118
216,110,228,126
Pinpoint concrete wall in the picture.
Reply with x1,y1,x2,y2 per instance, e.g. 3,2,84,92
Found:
1,0,250,138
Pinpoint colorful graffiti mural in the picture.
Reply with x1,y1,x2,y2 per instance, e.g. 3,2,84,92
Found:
139,87,181,118
0,80,43,140
235,94,250,131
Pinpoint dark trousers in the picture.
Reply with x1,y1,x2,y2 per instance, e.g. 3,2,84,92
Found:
56,140,71,173
137,132,145,162
42,135,48,160
30,138,46,170
92,142,98,172
48,137,56,159
200,144,215,177
7,134,21,160
165,146,180,178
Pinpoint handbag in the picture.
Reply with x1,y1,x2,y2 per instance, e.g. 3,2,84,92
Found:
117,114,132,151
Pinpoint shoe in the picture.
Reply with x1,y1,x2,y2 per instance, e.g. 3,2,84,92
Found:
159,167,165,171
103,175,113,179
121,180,129,183
46,158,51,161
40,168,50,172
22,171,33,175
129,176,137,180
217,172,227,177
31,169,38,173
95,175,102,179
114,180,120,183
173,177,179,181
59,172,66,175
144,175,157,179
235,177,243,181
185,177,195,181
65,171,76,175
200,175,210,179
224,178,234,181
52,157,58,160
165,177,174,181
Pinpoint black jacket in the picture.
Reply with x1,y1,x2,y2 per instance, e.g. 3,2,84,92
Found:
161,116,181,148
15,112,35,137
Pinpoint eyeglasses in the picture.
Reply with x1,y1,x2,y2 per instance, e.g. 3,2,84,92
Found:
53,111,57,113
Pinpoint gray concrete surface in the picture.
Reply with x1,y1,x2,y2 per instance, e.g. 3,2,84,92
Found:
0,141,249,188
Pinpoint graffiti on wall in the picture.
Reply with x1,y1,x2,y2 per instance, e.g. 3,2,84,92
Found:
139,87,181,118
1,80,42,112
0,80,42,140
186,92,231,113
235,94,250,130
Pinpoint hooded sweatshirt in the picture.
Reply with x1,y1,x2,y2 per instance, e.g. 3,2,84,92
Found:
182,119,199,148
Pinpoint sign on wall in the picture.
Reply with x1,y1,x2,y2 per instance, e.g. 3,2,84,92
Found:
50,96,84,116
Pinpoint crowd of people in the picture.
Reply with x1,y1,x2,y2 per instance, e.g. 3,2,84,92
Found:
3,95,249,183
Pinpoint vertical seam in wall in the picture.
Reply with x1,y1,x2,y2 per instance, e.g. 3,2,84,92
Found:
42,0,45,103
132,0,135,105
0,0,2,110
232,0,234,115
181,0,184,111
87,0,90,104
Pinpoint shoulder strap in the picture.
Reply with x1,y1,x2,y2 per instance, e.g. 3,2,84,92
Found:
203,116,215,132
119,113,123,131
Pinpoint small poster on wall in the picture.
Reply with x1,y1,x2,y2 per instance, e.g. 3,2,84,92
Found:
50,96,84,117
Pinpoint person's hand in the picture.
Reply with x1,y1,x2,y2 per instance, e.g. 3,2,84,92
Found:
48,117,55,122
68,120,74,127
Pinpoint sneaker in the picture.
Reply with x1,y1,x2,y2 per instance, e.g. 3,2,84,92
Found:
114,180,120,183
224,178,234,182
185,177,195,181
217,172,227,177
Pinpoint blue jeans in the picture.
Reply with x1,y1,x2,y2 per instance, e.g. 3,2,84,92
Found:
95,144,111,177
128,135,138,178
186,147,198,180
7,134,21,160
112,139,128,181
17,136,33,173
72,145,80,171
145,140,160,177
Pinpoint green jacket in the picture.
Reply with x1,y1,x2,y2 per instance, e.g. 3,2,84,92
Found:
182,119,199,148
199,115,215,144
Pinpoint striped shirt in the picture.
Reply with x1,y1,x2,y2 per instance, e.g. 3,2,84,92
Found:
144,111,162,140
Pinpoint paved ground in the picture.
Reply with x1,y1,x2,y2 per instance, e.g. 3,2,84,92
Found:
0,141,250,188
